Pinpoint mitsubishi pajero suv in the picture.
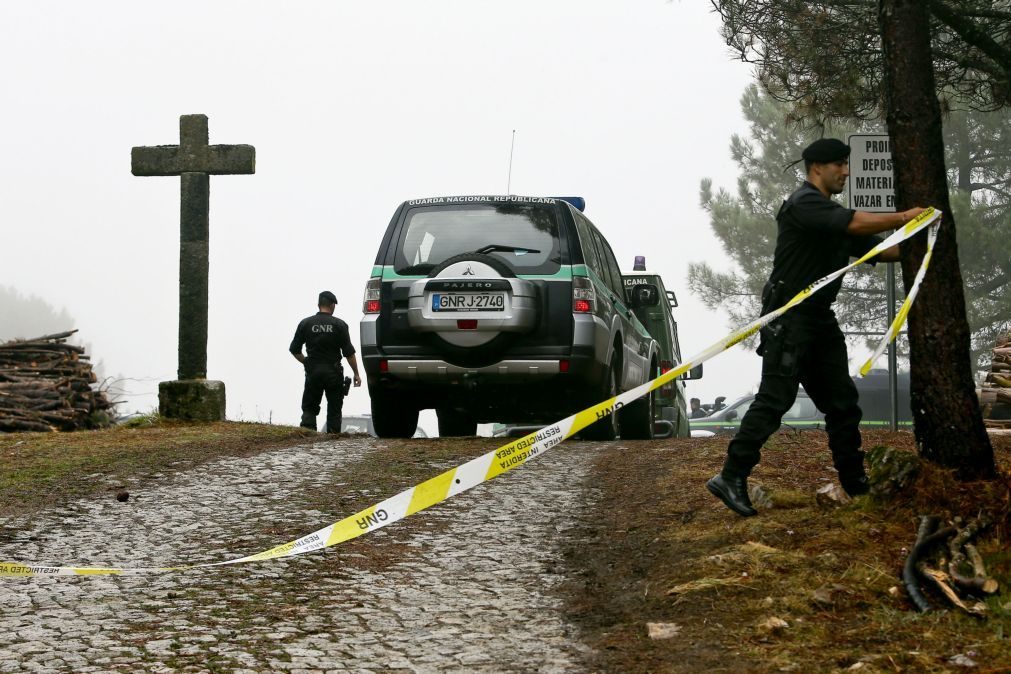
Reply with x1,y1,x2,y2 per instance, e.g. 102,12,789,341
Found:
360,195,661,439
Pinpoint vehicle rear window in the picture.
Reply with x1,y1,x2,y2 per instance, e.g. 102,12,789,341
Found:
394,204,561,275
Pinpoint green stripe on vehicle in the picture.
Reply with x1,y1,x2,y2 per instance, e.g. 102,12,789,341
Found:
379,265,574,281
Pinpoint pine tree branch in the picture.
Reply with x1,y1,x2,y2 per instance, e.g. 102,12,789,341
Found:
930,0,1011,86
957,9,1011,21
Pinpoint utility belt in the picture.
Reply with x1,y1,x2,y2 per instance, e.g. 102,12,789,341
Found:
305,356,342,369
304,359,352,396
757,280,838,375
304,358,344,380
756,280,787,357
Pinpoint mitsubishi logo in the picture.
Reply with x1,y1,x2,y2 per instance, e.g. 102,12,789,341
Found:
462,265,475,276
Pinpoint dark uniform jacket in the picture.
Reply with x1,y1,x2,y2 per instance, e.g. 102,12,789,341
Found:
768,181,883,317
289,312,356,367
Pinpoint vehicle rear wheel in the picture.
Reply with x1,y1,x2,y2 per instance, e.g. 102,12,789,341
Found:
581,362,620,441
619,377,655,440
370,390,419,438
436,407,478,437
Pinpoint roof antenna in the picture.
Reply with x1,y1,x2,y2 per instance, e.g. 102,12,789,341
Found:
506,129,516,194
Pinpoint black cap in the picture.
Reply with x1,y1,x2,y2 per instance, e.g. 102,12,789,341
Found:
318,290,337,306
801,138,850,163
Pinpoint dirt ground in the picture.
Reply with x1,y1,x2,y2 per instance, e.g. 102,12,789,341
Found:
2,423,1009,672
565,430,1011,673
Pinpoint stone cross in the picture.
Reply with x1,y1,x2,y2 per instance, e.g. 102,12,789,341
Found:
132,114,255,381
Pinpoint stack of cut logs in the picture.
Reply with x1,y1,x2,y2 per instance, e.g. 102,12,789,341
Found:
0,330,114,433
980,330,1011,432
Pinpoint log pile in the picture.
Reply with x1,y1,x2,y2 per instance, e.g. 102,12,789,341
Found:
902,515,999,616
980,330,1011,431
0,330,114,433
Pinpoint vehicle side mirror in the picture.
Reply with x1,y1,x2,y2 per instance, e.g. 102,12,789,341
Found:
725,410,738,421
678,363,703,380
627,283,660,308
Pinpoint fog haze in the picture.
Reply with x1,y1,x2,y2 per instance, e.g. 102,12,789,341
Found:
1,1,760,432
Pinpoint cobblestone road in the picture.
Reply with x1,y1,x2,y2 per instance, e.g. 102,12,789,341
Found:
0,438,604,673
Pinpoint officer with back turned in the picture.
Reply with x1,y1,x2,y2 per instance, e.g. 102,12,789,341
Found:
289,290,361,432
706,138,926,517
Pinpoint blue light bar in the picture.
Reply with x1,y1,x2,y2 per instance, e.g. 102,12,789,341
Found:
553,196,586,212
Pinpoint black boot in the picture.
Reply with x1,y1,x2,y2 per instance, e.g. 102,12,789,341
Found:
834,452,869,497
839,471,870,497
707,473,758,517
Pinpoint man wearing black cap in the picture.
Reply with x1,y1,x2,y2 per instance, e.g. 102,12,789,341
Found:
707,138,926,517
289,291,362,432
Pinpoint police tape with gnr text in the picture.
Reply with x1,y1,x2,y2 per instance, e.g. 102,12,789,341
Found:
0,208,941,577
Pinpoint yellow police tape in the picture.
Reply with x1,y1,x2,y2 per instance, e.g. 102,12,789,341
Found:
858,221,939,377
0,208,942,577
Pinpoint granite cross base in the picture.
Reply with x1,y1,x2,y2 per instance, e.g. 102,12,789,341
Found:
159,380,226,422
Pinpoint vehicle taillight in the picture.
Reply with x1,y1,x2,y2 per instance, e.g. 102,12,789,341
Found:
660,359,673,395
362,278,381,314
572,276,595,314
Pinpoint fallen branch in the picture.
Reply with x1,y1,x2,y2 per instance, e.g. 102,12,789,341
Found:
964,543,1000,595
903,516,944,613
948,517,999,595
917,564,988,617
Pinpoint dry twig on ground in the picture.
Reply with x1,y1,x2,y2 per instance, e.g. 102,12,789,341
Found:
903,514,998,616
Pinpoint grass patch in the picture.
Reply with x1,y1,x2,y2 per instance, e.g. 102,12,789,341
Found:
563,431,1011,673
0,420,314,517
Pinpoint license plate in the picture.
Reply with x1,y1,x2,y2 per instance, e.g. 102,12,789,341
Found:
432,292,505,312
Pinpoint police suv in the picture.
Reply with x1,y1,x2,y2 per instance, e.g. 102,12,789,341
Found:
360,195,662,439
622,261,697,438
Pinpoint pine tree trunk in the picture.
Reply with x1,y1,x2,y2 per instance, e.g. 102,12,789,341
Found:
878,0,995,479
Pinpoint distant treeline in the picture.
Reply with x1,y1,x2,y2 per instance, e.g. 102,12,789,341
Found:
0,285,74,342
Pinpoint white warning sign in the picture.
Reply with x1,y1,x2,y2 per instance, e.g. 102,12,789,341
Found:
848,134,895,213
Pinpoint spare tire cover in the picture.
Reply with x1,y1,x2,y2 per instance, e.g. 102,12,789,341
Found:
421,253,534,363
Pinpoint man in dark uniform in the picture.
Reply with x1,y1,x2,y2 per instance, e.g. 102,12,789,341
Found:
706,138,926,517
289,290,362,432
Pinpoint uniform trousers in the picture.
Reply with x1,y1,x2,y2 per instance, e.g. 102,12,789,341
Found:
724,312,864,479
301,361,344,432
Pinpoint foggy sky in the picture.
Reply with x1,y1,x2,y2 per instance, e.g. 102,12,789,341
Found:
1,1,760,432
